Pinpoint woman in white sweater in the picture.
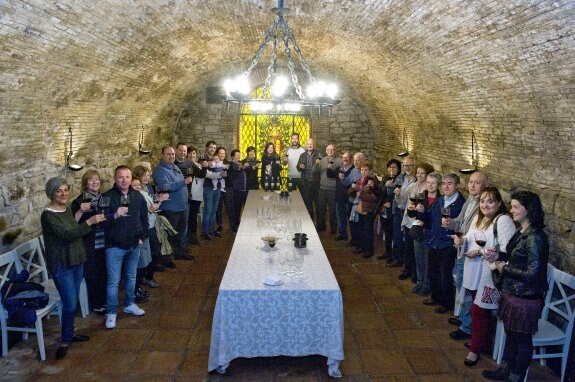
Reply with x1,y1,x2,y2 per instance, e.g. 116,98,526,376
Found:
454,186,516,366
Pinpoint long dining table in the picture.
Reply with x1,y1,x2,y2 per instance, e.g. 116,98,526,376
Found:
208,190,344,377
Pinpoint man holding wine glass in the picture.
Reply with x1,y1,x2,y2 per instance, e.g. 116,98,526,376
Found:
417,173,465,314
152,146,195,261
316,144,341,234
442,170,489,342
102,165,149,329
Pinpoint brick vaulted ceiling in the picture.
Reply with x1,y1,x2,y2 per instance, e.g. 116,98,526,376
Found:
0,0,572,170
0,1,574,263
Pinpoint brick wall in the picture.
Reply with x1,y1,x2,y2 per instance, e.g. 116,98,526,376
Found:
0,0,574,282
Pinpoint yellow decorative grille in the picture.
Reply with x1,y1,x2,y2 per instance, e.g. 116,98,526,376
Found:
238,88,311,189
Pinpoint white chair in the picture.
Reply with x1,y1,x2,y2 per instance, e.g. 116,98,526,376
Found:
0,250,60,360
495,264,575,381
14,238,90,318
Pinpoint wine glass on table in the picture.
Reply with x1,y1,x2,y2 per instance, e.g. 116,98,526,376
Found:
120,194,131,217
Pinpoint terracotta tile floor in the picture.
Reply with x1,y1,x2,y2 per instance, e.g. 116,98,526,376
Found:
0,231,560,381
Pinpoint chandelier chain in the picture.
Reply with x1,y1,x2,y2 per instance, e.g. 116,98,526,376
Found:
280,18,306,100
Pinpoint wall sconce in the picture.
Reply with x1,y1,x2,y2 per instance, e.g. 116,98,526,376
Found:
138,125,151,155
397,128,409,157
459,130,478,174
65,126,84,171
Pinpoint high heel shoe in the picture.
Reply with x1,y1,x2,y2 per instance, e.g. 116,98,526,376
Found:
464,352,480,367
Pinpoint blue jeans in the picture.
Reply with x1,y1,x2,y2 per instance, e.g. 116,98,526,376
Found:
335,200,348,239
105,245,141,314
455,256,472,334
52,263,84,344
202,187,221,235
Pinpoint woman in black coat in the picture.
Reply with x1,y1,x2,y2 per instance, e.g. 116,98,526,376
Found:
260,142,282,190
483,191,549,382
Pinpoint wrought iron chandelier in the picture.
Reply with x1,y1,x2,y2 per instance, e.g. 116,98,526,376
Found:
223,0,340,115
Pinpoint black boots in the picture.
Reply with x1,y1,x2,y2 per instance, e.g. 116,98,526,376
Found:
482,364,510,381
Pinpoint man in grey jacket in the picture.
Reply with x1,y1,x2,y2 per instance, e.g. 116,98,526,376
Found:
316,144,341,233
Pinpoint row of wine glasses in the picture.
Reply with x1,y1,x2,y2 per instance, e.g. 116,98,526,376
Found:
277,249,304,278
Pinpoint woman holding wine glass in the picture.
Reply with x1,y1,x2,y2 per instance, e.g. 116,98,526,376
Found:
42,177,106,359
348,160,380,258
243,146,260,190
376,159,401,261
400,162,434,283
409,171,440,295
483,191,549,382
261,142,282,191
71,169,109,315
132,165,167,291
398,163,434,294
453,186,515,367
187,146,207,245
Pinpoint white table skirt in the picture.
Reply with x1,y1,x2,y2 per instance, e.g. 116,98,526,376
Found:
208,190,344,377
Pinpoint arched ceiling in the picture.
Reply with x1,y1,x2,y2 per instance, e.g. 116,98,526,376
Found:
0,0,573,176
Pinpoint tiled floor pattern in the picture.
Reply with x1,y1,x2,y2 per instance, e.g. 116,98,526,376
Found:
0,231,560,381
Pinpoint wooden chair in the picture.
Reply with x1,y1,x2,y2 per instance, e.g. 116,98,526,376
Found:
495,264,575,381
15,237,89,318
0,250,60,360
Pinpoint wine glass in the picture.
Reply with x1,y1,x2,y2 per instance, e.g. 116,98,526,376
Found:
97,196,110,215
441,206,451,220
82,192,94,212
293,249,304,278
120,194,130,217
157,184,170,200
474,231,487,248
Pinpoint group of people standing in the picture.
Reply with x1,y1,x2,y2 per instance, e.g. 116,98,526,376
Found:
282,144,550,381
39,134,550,380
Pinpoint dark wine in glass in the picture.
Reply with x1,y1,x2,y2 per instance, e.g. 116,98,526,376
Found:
454,231,464,238
120,195,130,207
474,231,487,247
441,207,451,219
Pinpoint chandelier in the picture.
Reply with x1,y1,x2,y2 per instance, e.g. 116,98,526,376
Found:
223,0,340,115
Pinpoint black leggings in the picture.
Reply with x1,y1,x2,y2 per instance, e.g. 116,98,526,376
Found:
502,329,533,380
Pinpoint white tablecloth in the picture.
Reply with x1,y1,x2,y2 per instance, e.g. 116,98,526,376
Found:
208,190,344,377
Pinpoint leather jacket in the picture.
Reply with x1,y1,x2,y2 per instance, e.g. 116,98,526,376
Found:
500,226,549,298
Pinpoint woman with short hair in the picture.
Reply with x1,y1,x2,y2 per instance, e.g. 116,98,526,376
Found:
41,177,106,359
348,160,380,258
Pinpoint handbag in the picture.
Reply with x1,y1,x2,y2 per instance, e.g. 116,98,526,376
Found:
490,215,504,290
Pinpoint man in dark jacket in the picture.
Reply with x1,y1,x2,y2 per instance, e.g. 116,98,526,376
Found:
419,173,465,314
103,165,149,329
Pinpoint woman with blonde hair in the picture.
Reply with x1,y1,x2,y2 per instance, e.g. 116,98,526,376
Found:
71,169,108,314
